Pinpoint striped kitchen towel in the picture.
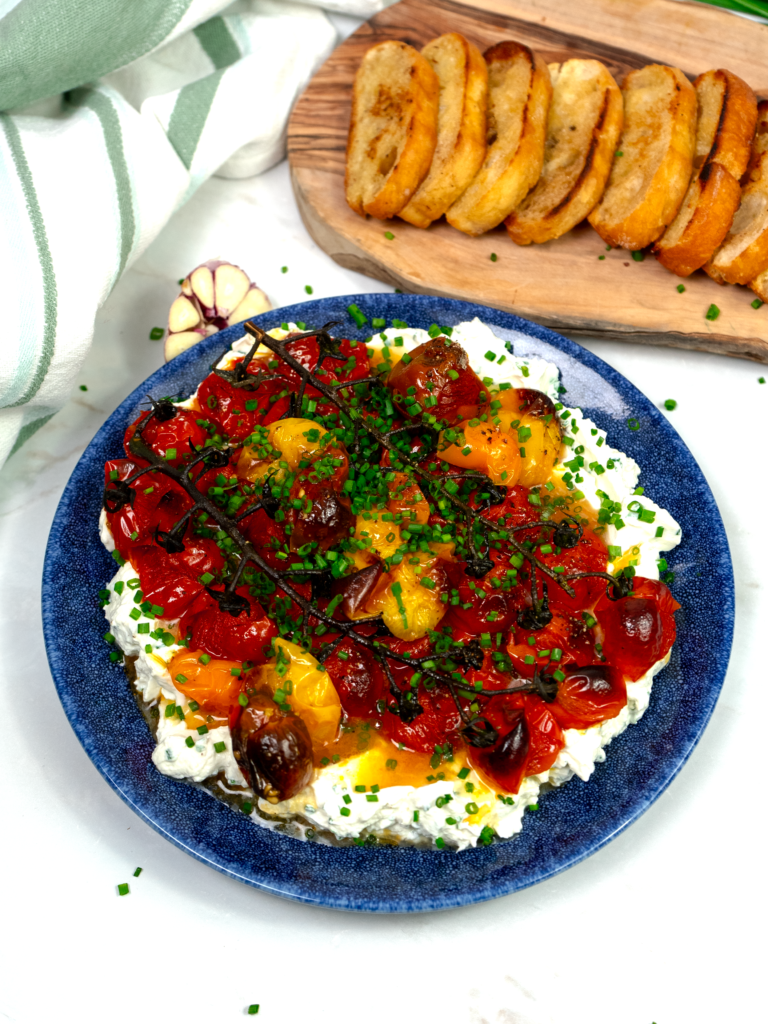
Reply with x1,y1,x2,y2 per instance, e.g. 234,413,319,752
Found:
0,0,393,466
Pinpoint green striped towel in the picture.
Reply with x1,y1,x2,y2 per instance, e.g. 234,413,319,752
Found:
0,0,393,465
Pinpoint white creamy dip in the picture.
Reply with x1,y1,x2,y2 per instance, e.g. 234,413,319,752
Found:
102,319,681,849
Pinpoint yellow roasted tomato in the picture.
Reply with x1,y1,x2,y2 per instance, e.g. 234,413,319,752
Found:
254,638,342,747
367,553,447,640
439,420,522,486
237,418,348,482
495,388,563,487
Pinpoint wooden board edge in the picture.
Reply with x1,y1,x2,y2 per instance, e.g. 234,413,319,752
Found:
292,167,768,364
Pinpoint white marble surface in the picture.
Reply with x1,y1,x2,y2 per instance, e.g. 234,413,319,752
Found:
1,152,766,1023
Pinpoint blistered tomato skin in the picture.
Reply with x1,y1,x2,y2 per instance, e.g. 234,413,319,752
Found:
549,664,627,730
597,577,679,682
197,367,291,441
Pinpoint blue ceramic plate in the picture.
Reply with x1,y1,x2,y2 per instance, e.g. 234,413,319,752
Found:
42,295,733,913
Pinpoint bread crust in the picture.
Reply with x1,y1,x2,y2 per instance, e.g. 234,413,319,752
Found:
653,69,757,277
446,41,552,237
705,100,768,285
588,64,697,250
505,59,623,245
345,40,439,221
750,267,768,303
398,33,488,228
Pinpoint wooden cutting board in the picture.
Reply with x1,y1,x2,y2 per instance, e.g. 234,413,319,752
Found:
287,0,768,362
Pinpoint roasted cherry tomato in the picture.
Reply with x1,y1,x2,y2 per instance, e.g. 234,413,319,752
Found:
549,664,627,730
180,586,277,663
323,641,384,718
596,576,679,681
506,611,597,673
124,409,208,466
466,691,564,793
540,525,608,616
232,690,314,802
386,337,490,426
132,537,224,618
196,367,290,442
275,335,371,416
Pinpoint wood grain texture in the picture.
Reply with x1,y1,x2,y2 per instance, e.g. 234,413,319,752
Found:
288,0,768,362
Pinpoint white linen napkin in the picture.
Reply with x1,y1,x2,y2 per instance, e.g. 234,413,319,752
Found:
0,0,393,465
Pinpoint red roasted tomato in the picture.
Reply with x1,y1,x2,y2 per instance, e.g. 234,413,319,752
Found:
180,586,277,663
131,538,225,619
196,368,290,442
548,664,627,730
596,576,679,681
124,409,208,466
323,641,384,719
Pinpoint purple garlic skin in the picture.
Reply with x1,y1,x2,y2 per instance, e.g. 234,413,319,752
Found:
166,259,271,361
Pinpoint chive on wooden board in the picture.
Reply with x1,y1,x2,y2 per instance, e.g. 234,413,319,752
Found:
287,0,768,362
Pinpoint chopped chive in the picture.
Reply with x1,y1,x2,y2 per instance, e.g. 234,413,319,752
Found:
149,327,164,340
79,384,88,391
238,693,248,707
304,285,313,294
133,867,142,877
384,231,394,240
248,1006,260,1015
705,303,720,321
281,266,288,273
490,253,498,262
664,398,677,411
752,298,763,309
631,249,644,261
214,741,226,753
347,303,367,327
627,417,640,431
197,724,209,735
185,736,194,748
117,883,130,896
676,283,685,293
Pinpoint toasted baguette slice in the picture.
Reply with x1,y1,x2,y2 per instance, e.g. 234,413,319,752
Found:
653,69,757,277
705,101,768,285
345,40,439,221
588,64,697,250
398,33,488,228
446,41,552,236
505,59,623,245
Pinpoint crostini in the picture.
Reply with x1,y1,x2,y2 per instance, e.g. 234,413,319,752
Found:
446,41,552,237
345,40,439,221
653,69,757,277
705,99,768,285
505,58,623,245
588,64,697,250
399,33,488,228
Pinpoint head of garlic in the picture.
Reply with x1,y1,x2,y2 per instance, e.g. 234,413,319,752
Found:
165,260,271,361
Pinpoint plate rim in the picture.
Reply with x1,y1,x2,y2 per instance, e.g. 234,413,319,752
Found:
42,294,734,912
